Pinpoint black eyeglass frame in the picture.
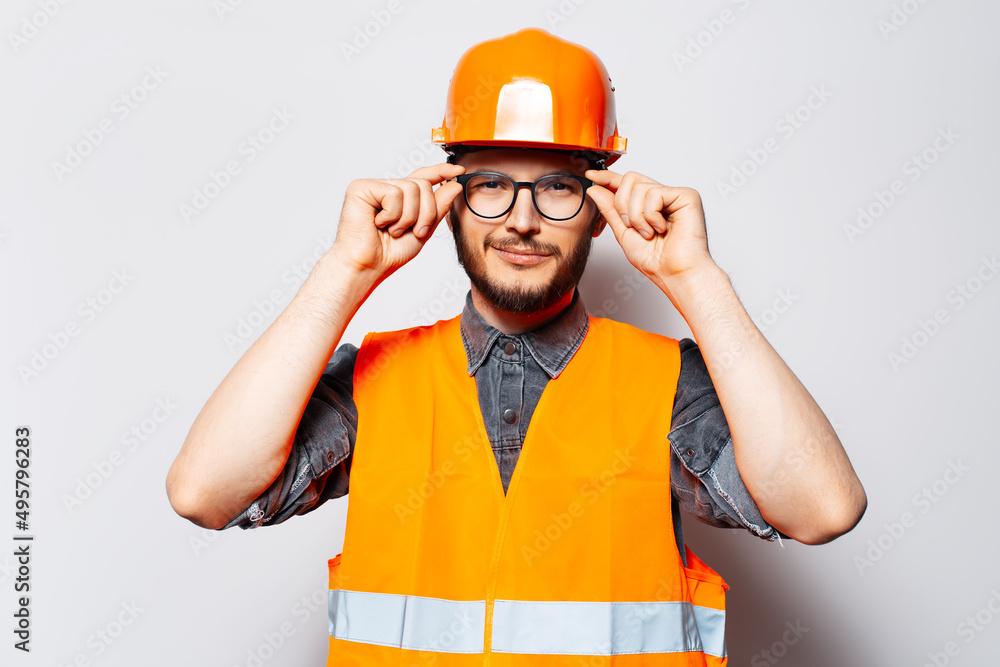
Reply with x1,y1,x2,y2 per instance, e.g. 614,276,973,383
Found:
452,172,595,222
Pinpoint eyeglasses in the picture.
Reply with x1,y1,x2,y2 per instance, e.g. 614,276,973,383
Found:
452,172,594,222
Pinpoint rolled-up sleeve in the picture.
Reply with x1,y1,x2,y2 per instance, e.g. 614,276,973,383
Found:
221,342,359,530
669,338,781,542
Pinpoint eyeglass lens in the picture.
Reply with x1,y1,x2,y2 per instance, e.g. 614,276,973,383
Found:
465,174,586,220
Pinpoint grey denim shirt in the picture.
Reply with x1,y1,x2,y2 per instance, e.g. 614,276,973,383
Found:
223,288,780,546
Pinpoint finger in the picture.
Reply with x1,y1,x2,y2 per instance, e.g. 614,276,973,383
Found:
405,162,466,185
585,183,634,246
381,179,421,238
614,171,640,231
420,181,464,238
411,179,436,239
643,188,671,232
648,185,702,222
370,184,404,228
628,183,657,239
586,168,623,192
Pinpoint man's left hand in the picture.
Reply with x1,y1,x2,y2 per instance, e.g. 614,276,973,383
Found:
585,169,716,286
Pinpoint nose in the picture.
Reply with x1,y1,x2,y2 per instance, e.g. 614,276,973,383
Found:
504,184,542,235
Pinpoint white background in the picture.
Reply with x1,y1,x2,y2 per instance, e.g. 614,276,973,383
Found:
2,1,998,665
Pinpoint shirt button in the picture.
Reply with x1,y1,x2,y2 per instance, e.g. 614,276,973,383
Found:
327,451,336,463
503,408,517,423
686,448,695,457
504,341,516,355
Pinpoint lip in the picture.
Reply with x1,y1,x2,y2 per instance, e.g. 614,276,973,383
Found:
493,246,551,266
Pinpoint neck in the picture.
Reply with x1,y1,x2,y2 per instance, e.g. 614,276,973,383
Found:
470,286,575,335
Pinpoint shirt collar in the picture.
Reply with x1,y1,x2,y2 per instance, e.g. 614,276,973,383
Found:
459,287,590,379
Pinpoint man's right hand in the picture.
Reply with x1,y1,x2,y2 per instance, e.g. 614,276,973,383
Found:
330,163,466,283
168,165,466,530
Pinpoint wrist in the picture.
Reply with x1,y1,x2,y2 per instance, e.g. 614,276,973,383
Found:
300,250,380,315
653,260,731,308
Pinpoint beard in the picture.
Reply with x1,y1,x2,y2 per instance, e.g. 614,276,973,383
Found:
450,208,597,314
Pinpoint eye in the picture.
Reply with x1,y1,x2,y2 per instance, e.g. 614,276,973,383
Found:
538,176,581,195
467,174,512,192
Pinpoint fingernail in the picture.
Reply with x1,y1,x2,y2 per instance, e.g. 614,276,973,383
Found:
640,229,652,239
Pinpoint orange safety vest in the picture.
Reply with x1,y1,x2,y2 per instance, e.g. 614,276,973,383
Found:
327,313,729,665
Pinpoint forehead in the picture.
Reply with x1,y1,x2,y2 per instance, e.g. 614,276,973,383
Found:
457,148,588,176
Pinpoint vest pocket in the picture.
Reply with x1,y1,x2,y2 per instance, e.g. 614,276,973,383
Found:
328,553,343,591
682,546,728,664
682,546,729,590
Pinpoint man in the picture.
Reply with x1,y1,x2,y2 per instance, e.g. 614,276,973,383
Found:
167,28,866,664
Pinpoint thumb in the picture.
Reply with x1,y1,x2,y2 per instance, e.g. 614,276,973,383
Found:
434,180,464,217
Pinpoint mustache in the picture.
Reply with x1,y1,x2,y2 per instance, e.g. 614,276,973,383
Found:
486,236,560,256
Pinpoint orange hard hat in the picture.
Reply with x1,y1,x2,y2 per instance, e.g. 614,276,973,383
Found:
431,28,627,167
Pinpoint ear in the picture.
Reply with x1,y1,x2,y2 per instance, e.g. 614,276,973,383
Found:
591,207,607,238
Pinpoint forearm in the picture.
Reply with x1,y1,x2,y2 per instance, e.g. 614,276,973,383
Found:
655,262,866,544
166,252,379,529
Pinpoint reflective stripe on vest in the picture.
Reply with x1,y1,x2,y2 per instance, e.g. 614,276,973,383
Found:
329,588,726,657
